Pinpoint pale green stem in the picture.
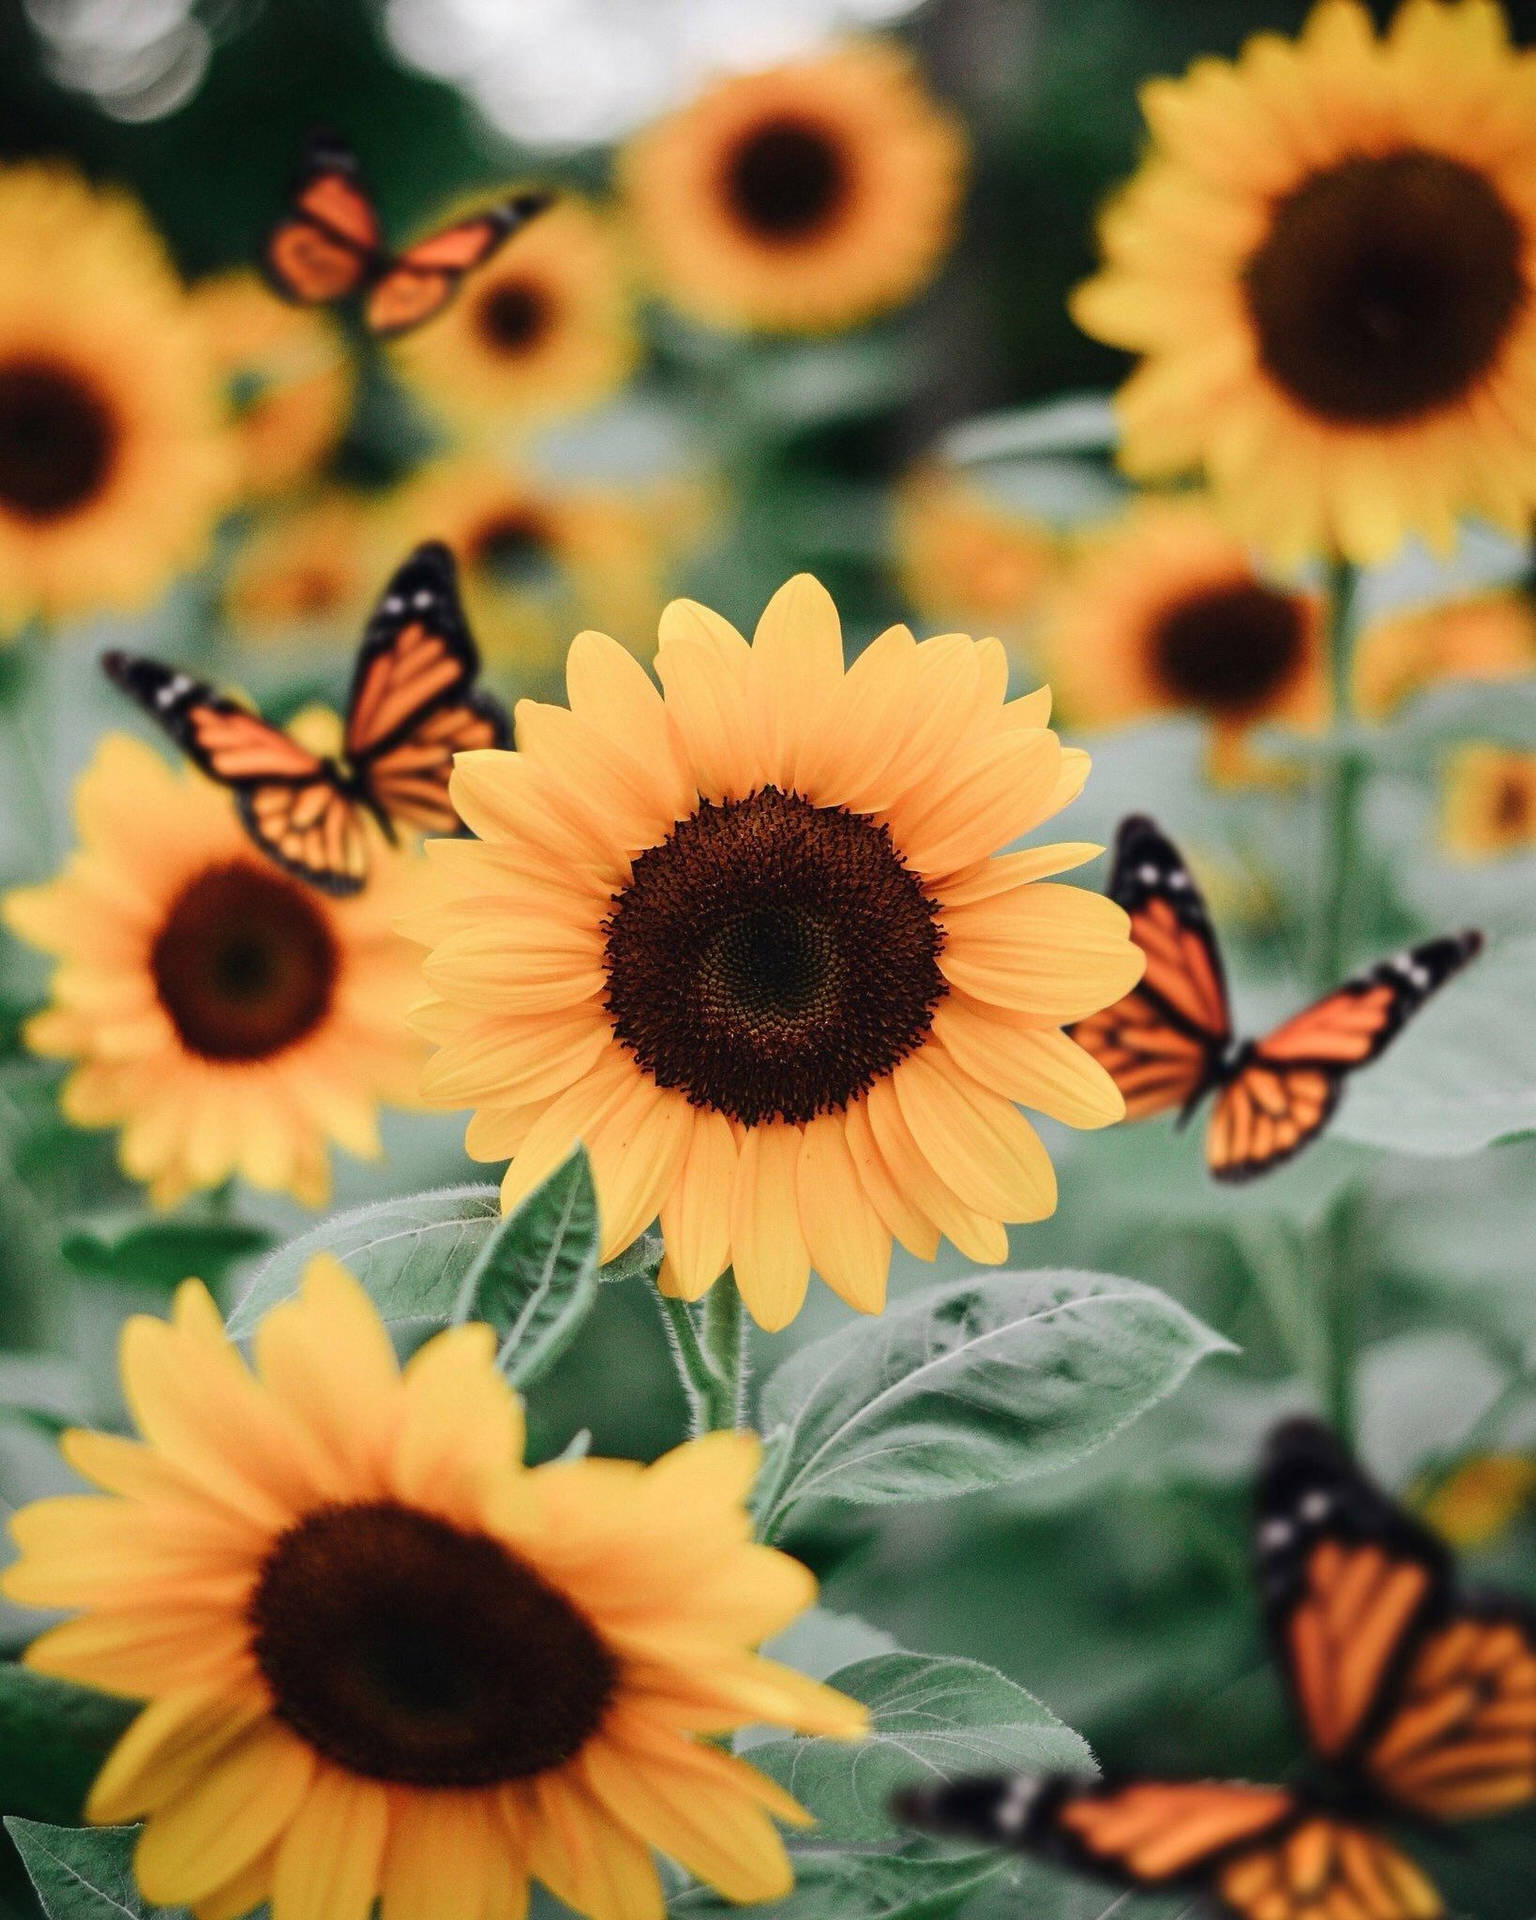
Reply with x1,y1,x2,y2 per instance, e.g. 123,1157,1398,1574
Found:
1310,556,1364,997
658,1275,748,1435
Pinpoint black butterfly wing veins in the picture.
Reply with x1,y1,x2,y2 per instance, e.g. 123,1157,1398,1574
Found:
1207,933,1483,1183
343,541,510,841
100,651,369,896
1068,814,1233,1123
262,130,383,308
1258,1419,1536,1828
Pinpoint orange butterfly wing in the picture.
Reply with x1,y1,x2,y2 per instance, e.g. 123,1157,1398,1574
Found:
1208,934,1482,1181
263,133,381,305
1218,1821,1444,1920
343,542,509,838
100,652,369,896
363,192,552,337
1069,814,1231,1121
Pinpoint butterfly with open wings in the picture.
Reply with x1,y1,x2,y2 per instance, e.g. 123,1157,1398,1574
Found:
103,541,508,896
899,1417,1536,1920
263,131,552,338
1068,815,1481,1181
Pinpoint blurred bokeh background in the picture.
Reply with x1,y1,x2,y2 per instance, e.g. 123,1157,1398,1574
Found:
1,2,1536,1915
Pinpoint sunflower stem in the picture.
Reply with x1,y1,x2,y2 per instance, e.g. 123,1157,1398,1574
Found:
1310,555,1363,997
656,1281,748,1436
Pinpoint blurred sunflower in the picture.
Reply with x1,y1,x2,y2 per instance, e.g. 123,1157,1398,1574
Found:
1354,592,1536,719
619,41,966,334
893,464,1058,654
391,194,638,433
191,271,353,498
3,733,424,1209
1419,1454,1536,1545
223,493,379,641
0,166,233,627
3,1258,863,1920
407,574,1140,1332
1441,744,1536,859
1073,0,1536,564
1041,499,1327,780
381,455,701,677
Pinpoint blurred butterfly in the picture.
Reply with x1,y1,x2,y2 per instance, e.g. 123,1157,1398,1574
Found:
262,130,552,337
1068,815,1481,1181
103,542,508,896
899,1417,1536,1920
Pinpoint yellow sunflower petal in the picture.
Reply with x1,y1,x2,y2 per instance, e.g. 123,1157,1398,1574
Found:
658,1109,737,1301
796,1115,892,1313
729,1124,811,1332
270,1767,389,1920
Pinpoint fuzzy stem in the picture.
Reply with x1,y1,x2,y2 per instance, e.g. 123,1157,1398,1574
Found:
657,1276,749,1436
1310,556,1364,996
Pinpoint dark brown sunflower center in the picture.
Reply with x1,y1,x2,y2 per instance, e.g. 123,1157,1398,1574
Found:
149,861,337,1063
1494,774,1533,832
250,1501,617,1788
475,278,553,356
603,787,945,1126
1244,148,1526,427
724,117,851,242
470,511,558,590
1150,581,1306,716
0,359,119,522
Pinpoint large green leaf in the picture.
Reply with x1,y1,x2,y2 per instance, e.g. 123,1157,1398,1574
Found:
1333,935,1536,1157
670,1850,1001,1920
0,1669,135,1825
755,1271,1232,1537
745,1654,1092,1848
6,1821,184,1920
59,1217,272,1294
455,1149,600,1386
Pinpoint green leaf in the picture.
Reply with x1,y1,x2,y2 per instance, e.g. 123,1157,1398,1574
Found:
6,1821,185,1920
1333,935,1536,1157
0,1355,91,1439
0,1669,136,1824
455,1149,600,1386
744,1654,1093,1847
226,1177,663,1343
755,1270,1232,1536
670,1849,1000,1920
59,1217,272,1293
225,1184,500,1337
940,393,1117,464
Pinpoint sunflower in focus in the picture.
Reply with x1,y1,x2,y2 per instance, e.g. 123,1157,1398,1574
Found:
1041,498,1327,781
619,41,966,334
381,455,702,678
1441,744,1536,859
1073,0,1536,564
0,165,233,626
191,270,353,498
406,574,1140,1332
391,193,638,433
1355,592,1536,719
224,493,379,642
3,1259,863,1920
893,464,1059,655
3,733,425,1209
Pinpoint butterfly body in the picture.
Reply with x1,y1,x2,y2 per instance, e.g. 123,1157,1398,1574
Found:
263,132,552,338
1069,816,1481,1179
898,1419,1536,1919
103,542,508,895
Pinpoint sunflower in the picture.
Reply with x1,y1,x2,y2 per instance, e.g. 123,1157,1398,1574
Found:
223,493,379,641
1440,744,1536,859
380,455,703,678
893,464,1059,656
1072,0,1536,565
406,574,1140,1332
1354,592,1536,719
191,270,353,498
390,194,638,433
618,41,966,334
0,165,233,627
3,733,425,1209
1040,498,1327,780
1419,1454,1536,1545
2,1258,863,1920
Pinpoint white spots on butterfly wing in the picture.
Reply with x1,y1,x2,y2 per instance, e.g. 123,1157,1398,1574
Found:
1259,1518,1295,1553
381,595,405,614
1137,863,1161,885
1300,1490,1332,1524
156,673,193,710
996,1777,1041,1836
411,589,436,610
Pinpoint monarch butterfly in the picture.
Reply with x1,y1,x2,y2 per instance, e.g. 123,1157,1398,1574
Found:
898,1417,1536,1920
102,541,508,896
1068,815,1481,1181
262,131,552,338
